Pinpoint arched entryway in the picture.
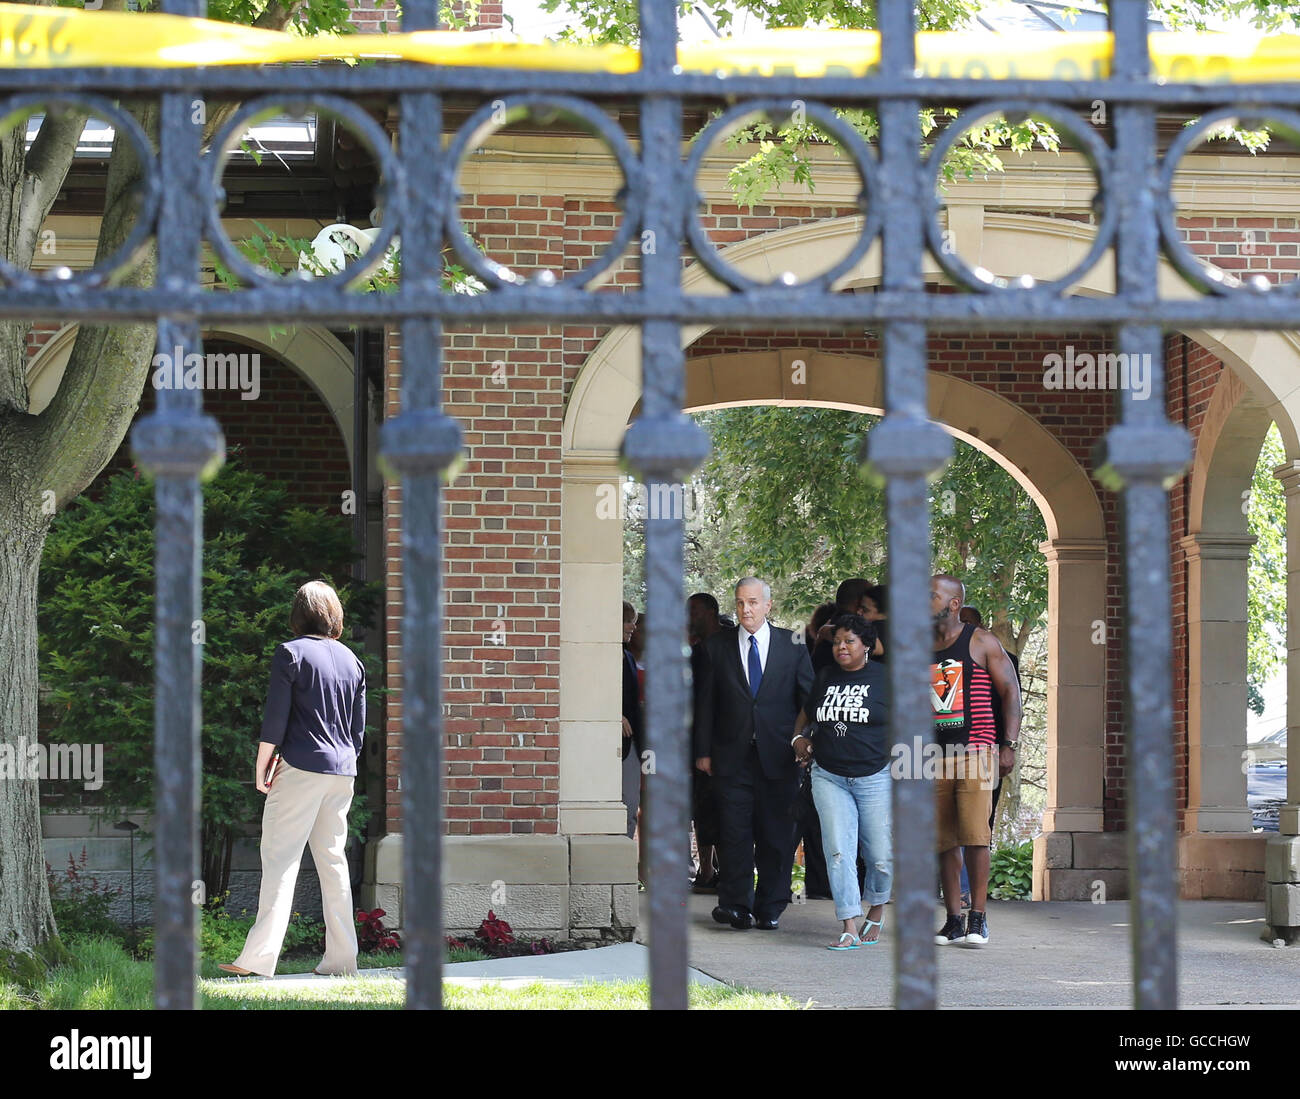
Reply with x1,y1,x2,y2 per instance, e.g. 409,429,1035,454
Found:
560,212,1300,906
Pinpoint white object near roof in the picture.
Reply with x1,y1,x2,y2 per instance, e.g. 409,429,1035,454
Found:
300,222,397,277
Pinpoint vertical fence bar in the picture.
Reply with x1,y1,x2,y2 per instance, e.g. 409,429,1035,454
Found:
1101,0,1190,1010
869,0,952,1011
380,0,460,1011
622,0,708,1012
132,0,225,1007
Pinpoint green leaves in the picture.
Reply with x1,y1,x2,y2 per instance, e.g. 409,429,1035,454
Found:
988,839,1033,900
1246,424,1286,714
689,406,1046,645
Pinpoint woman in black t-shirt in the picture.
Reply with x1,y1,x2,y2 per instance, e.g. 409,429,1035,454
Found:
792,613,892,950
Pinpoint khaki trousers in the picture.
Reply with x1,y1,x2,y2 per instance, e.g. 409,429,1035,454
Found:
234,761,358,976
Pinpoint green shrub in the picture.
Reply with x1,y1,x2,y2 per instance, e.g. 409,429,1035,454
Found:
988,839,1034,900
39,459,384,900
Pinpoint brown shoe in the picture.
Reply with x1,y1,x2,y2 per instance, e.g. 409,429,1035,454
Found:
217,963,255,976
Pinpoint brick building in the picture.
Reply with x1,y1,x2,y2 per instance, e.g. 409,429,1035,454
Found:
26,0,1300,938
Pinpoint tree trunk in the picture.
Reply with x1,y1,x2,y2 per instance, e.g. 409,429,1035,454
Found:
0,96,158,958
0,528,59,956
0,0,307,963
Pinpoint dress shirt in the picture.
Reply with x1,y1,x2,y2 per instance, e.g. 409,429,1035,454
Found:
737,619,771,691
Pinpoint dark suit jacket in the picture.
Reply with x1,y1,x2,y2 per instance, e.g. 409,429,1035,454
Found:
692,624,814,781
621,645,643,762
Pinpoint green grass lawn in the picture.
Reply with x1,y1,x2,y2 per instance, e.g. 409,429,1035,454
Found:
1,936,799,1010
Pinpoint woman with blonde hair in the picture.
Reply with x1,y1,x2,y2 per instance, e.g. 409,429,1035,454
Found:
219,580,367,977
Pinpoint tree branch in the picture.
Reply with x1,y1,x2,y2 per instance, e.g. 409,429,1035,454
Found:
200,2,304,149
13,0,138,269
16,108,90,271
29,100,161,506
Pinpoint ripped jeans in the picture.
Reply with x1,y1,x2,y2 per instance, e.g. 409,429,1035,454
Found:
810,761,893,921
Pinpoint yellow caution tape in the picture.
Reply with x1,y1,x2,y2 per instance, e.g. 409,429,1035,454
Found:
1,3,1299,83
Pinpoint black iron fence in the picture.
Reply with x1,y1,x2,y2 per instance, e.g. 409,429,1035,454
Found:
9,0,1300,1008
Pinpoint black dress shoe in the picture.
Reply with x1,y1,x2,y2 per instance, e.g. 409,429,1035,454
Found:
755,917,779,930
712,904,740,925
730,910,756,930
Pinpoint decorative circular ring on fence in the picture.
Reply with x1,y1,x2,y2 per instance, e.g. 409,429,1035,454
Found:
924,100,1115,294
1157,106,1300,296
204,96,403,289
683,99,879,292
0,94,160,289
444,95,642,290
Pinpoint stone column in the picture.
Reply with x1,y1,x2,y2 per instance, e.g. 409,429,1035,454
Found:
1266,462,1300,939
1179,532,1255,833
558,455,634,835
1034,539,1108,899
1039,538,1108,832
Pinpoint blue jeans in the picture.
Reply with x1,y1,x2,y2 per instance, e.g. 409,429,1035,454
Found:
810,762,892,920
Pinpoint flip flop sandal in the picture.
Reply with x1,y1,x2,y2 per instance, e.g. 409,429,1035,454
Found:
860,917,884,945
828,932,862,951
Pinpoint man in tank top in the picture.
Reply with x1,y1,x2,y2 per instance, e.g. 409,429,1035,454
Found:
930,574,1022,947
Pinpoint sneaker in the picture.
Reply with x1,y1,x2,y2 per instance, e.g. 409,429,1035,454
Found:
964,910,989,946
935,913,966,945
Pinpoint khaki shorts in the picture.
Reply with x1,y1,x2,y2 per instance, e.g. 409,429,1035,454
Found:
934,746,995,853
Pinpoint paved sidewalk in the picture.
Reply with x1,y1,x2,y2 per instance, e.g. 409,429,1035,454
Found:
212,944,722,991
667,894,1300,1008
442,942,722,988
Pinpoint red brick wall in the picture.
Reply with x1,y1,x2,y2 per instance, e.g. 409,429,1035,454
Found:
87,338,353,514
1179,215,1300,284
348,0,397,34
348,0,503,33
383,321,562,834
26,322,61,359
1167,335,1229,830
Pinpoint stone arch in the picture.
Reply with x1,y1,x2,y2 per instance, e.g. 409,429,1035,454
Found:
1178,368,1277,852
25,324,360,469
563,347,1106,846
675,348,1098,542
568,212,1300,460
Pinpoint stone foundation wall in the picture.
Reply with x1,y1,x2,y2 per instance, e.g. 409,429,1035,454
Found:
41,811,329,927
362,833,638,940
1034,829,1267,902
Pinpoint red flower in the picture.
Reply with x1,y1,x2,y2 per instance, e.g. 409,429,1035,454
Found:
476,910,515,946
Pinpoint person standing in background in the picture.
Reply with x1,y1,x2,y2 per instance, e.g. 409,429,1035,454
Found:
620,601,644,842
221,581,366,978
693,578,814,931
860,583,888,662
931,575,1022,948
689,592,724,892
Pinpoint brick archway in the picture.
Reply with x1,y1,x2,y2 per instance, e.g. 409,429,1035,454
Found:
562,344,1107,882
562,212,1300,900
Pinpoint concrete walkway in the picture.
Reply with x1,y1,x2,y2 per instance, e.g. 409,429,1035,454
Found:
443,942,722,989
213,944,722,991
209,896,1299,1007
672,894,1300,1008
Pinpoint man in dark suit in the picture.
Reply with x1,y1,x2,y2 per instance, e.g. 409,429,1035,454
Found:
693,577,814,930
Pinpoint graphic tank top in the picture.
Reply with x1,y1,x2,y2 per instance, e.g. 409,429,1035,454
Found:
931,623,997,748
